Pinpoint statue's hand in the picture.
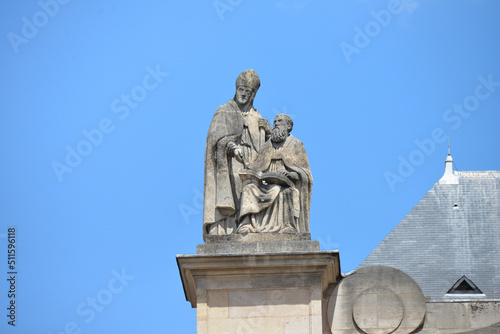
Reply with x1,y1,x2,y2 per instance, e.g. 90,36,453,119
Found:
259,118,272,134
279,170,298,182
228,142,244,162
227,141,237,155
278,170,289,178
233,148,244,164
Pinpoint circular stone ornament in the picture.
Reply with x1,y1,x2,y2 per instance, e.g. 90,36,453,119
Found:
352,287,404,334
327,266,425,334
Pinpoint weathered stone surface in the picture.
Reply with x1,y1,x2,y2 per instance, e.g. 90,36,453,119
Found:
203,287,318,333
199,232,318,254
177,251,340,307
204,232,311,243
326,265,426,334
203,69,270,239
422,302,500,333
197,240,319,254
425,302,469,331
177,251,340,334
352,287,404,334
461,322,500,334
203,70,313,241
469,303,500,329
237,113,313,235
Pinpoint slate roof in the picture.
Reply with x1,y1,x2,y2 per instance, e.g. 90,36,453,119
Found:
359,156,500,302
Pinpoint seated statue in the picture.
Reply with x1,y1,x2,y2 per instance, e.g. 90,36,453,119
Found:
237,114,313,234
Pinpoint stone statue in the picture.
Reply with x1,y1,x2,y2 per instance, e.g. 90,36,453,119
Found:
237,114,313,234
203,70,272,239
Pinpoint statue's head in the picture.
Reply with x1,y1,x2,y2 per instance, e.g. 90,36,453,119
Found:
271,114,293,143
234,69,260,107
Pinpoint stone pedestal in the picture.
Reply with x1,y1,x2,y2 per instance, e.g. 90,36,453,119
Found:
177,250,340,334
198,233,319,254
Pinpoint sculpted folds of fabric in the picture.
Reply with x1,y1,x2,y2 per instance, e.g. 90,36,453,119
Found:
202,69,312,240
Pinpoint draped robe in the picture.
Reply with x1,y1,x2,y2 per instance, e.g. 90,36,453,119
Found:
203,99,267,239
237,134,313,234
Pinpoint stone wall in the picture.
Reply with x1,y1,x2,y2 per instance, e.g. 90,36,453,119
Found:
198,287,321,334
423,301,500,333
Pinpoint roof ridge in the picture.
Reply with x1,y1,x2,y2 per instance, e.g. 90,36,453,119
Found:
455,171,500,177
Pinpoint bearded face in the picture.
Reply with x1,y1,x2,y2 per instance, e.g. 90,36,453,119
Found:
271,124,289,143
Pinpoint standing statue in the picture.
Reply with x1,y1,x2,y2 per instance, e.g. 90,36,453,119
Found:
203,70,272,238
237,114,313,234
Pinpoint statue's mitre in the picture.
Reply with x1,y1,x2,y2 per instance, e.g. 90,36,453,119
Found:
235,69,260,92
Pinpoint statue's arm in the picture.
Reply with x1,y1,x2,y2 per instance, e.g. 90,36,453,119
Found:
227,141,237,155
227,141,244,163
277,169,299,182
287,171,299,182
258,118,272,140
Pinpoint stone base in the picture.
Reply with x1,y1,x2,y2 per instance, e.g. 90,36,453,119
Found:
198,233,319,254
204,233,311,243
197,240,319,254
177,251,341,334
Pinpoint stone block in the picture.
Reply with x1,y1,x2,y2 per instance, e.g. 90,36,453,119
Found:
469,302,500,329
204,233,312,243
285,316,310,334
229,290,269,318
268,288,310,317
425,302,469,330
207,290,229,319
197,240,320,255
423,301,500,332
207,316,285,334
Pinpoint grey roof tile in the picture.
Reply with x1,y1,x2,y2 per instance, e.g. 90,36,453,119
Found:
359,168,500,302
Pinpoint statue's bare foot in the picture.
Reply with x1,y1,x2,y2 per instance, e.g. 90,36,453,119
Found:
237,226,252,234
281,227,296,234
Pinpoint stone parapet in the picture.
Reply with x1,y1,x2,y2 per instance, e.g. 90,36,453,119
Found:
198,233,319,255
177,251,341,334
198,240,319,255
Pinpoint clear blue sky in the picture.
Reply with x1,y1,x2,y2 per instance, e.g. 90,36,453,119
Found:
1,1,499,333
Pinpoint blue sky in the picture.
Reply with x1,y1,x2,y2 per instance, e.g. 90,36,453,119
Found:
1,0,499,333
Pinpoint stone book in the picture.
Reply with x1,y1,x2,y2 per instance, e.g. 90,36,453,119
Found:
239,169,294,188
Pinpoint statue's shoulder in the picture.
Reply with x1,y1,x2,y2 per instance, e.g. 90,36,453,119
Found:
209,100,239,128
207,100,244,139
252,108,263,118
215,100,238,114
287,134,303,146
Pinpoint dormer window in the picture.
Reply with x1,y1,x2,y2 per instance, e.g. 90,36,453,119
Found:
447,275,482,294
